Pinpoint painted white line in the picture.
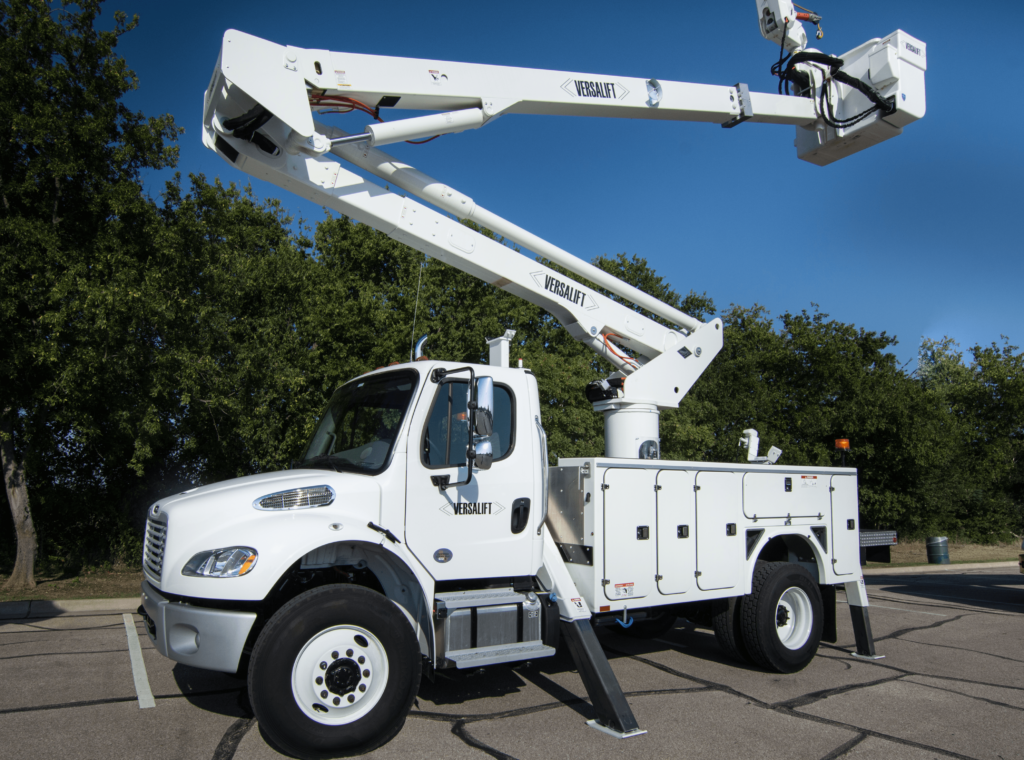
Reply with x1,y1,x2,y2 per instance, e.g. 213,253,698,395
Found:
123,613,156,709
838,599,945,617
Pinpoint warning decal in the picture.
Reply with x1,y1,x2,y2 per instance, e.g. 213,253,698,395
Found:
801,475,819,488
613,582,635,598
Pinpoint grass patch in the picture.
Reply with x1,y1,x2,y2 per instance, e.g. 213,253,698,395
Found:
863,540,1022,568
865,557,1021,568
0,567,143,604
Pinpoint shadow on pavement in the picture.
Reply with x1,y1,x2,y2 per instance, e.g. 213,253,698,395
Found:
171,663,250,718
414,617,751,714
866,569,1024,615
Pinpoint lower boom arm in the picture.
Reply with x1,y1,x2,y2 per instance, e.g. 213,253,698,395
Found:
204,75,721,412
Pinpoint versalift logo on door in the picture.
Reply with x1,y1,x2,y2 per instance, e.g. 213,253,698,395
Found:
440,501,507,517
560,78,630,100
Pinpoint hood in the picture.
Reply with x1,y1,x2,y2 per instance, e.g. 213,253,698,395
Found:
146,468,384,598
156,470,343,509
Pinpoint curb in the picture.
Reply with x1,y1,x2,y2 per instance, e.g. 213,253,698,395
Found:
862,560,1019,576
0,597,140,620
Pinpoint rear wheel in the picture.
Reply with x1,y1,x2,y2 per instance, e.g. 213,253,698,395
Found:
249,584,420,758
741,562,822,673
712,596,754,665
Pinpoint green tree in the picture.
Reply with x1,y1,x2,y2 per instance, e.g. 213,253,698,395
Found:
916,337,1024,540
0,0,179,588
150,176,314,482
691,306,938,530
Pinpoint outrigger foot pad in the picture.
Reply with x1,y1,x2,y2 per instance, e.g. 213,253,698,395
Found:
586,719,648,738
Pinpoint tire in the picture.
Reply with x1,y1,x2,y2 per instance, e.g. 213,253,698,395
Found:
249,584,421,758
740,561,822,674
711,596,754,665
613,608,678,639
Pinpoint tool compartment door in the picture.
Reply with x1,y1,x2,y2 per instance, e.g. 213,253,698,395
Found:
655,469,696,595
695,471,743,591
603,468,655,602
830,475,859,576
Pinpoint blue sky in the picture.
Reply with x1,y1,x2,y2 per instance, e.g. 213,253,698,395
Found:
108,0,1023,370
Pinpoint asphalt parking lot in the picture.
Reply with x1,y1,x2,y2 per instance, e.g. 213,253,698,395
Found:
1,567,1022,760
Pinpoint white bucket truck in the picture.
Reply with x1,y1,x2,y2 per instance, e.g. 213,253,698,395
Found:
140,5,925,756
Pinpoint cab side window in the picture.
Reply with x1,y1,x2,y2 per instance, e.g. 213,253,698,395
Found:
423,381,514,467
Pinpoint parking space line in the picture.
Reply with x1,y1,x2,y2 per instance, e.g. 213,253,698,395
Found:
122,614,155,709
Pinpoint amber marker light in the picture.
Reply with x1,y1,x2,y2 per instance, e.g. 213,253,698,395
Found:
239,553,258,576
835,438,850,467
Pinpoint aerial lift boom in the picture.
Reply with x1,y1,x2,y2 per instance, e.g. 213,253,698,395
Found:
202,3,925,458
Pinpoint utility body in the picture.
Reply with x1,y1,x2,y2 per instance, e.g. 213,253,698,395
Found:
140,5,924,756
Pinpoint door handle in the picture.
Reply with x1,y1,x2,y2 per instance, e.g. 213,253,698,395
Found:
511,498,530,535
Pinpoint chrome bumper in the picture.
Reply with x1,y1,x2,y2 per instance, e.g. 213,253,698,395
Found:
140,580,257,674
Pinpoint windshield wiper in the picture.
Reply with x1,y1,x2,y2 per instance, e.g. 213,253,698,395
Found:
294,454,342,472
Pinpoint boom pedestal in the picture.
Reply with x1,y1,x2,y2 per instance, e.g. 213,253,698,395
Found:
597,401,661,460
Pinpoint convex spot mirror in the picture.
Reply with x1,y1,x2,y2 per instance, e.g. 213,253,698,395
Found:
474,377,494,437
474,439,493,471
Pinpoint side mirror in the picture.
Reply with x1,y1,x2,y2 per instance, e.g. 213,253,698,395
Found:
475,377,494,437
474,439,493,470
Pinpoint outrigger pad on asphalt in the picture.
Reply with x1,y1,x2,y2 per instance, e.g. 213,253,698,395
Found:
560,619,644,737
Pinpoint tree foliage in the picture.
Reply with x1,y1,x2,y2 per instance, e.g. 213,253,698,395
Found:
0,0,179,587
3,3,1022,587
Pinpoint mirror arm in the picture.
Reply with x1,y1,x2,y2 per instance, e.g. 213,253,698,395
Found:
429,365,477,491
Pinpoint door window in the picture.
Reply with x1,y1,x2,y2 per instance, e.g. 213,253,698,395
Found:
423,381,514,467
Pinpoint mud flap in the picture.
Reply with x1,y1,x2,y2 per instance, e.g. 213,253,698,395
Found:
820,584,837,644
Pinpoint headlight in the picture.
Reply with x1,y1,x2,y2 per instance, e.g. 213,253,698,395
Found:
182,547,258,578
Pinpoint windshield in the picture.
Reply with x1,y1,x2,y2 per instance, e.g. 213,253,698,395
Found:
297,369,419,474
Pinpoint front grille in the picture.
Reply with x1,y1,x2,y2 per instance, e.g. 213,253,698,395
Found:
144,515,167,580
254,485,335,511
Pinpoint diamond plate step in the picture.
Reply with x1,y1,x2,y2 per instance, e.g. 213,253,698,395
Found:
446,641,556,668
435,589,527,610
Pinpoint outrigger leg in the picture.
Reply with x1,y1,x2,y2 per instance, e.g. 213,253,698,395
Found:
560,619,646,738
845,577,884,660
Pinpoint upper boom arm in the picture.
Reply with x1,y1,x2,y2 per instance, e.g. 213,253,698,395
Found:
209,24,924,166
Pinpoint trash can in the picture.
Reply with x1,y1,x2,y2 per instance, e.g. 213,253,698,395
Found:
926,536,950,565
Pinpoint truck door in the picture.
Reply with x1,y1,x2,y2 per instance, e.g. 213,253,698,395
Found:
603,468,656,602
405,375,538,580
695,471,743,591
830,475,859,576
655,469,695,595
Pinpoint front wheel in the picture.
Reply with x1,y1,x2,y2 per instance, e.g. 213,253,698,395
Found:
741,562,822,674
249,584,421,758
